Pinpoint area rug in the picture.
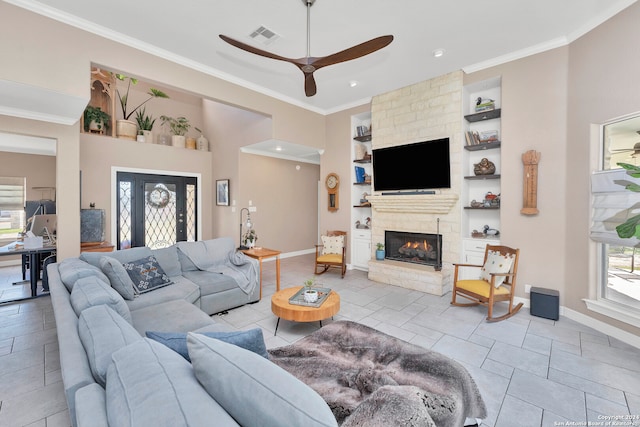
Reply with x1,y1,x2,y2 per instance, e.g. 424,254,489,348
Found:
268,321,486,427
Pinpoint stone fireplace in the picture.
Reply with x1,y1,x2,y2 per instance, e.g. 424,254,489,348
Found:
367,71,463,296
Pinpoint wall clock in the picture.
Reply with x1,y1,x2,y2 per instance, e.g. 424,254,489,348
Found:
325,173,339,212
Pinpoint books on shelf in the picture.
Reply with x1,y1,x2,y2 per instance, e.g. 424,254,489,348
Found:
354,166,366,183
465,130,499,145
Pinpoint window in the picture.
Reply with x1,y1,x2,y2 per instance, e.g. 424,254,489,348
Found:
588,115,640,326
0,176,26,242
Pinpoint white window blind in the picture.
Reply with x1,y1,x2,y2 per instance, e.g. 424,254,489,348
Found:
590,169,640,247
0,176,25,211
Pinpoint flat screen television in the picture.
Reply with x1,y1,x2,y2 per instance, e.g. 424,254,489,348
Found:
372,138,451,192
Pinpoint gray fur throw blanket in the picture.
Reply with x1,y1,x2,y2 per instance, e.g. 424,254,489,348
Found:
268,321,486,427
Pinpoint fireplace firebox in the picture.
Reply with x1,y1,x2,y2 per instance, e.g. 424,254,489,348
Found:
385,231,442,269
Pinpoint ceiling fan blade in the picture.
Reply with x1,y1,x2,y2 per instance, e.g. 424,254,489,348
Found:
219,34,297,64
304,72,317,97
312,35,394,69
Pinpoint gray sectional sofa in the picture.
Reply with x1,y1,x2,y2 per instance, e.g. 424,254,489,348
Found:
48,237,338,427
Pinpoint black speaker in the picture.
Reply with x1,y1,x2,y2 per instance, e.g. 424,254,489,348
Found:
530,287,560,320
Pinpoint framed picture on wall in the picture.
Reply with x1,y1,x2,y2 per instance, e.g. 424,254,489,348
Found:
216,179,229,206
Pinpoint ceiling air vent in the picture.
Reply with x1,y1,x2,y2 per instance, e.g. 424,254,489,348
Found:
249,26,280,45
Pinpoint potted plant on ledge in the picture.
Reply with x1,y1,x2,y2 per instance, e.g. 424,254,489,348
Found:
83,106,111,134
303,278,318,303
160,115,191,148
376,242,385,260
115,73,169,140
135,107,156,143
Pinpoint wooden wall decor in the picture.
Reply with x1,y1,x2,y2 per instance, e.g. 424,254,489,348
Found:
521,150,541,215
83,67,117,136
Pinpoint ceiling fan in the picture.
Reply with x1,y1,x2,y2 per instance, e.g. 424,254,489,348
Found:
610,131,640,157
219,0,393,97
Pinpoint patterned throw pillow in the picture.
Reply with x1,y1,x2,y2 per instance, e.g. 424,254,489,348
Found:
321,235,344,255
480,250,515,288
124,255,173,294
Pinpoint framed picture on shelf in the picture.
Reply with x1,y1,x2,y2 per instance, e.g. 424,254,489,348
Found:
216,179,229,206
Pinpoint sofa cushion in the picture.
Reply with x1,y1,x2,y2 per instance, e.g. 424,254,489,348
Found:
182,270,238,295
152,245,182,277
78,305,142,386
124,276,199,312
58,258,109,293
124,255,173,294
80,246,152,268
75,384,108,427
106,339,240,427
99,256,135,300
129,299,214,336
187,333,338,427
70,276,132,324
146,328,269,362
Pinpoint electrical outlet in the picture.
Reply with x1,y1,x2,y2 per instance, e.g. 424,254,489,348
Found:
525,284,531,293
248,206,257,212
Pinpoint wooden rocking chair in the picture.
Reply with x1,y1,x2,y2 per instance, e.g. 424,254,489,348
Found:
314,231,347,278
451,244,522,322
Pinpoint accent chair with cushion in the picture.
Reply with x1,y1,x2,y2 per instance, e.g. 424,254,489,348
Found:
451,244,522,322
314,231,347,278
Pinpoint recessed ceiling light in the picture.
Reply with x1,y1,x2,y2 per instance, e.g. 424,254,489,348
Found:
349,80,358,88
275,145,283,151
433,49,445,58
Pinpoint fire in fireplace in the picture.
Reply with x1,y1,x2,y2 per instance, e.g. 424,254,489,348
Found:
385,231,442,268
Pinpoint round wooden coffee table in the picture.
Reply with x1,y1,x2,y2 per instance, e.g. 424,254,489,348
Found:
271,286,340,335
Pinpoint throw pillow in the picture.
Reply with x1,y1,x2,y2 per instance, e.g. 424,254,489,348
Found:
69,276,132,323
78,305,142,386
321,235,344,255
106,339,239,427
187,333,338,427
146,328,269,361
480,250,515,288
99,256,135,300
123,255,173,294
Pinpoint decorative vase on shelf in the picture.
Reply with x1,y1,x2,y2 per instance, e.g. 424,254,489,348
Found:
136,133,145,143
171,135,186,148
186,137,196,150
142,130,153,144
157,134,171,146
197,134,209,151
116,119,137,140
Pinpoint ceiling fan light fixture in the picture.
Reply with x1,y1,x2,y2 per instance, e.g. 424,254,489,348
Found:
349,80,358,88
433,48,445,58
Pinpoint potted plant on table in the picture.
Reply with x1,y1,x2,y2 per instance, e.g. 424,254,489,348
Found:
135,107,156,143
160,115,191,148
242,229,257,249
115,73,169,140
83,106,110,134
303,278,318,303
376,242,385,260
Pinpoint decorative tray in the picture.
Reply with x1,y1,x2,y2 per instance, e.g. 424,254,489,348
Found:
289,287,332,308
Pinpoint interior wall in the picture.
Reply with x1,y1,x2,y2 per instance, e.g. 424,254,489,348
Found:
1,151,56,202
80,134,213,242
565,2,640,334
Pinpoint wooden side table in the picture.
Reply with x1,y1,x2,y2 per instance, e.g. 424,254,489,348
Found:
271,286,340,335
240,247,281,299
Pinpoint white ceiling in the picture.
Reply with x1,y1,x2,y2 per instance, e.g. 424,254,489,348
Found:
7,0,637,115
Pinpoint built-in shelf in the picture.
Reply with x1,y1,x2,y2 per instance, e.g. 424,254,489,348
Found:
353,182,371,186
464,141,501,151
464,108,501,123
353,205,372,208
353,158,372,164
464,206,500,210
353,134,372,142
464,174,501,180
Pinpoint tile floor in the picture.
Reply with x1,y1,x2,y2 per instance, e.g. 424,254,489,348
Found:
1,253,640,426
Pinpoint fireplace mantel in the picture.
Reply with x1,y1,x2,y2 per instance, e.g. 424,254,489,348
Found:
368,194,459,214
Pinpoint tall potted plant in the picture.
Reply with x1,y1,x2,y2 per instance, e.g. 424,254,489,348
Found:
160,115,191,148
115,74,169,140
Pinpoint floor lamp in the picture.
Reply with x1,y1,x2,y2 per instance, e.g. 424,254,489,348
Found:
238,208,252,250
